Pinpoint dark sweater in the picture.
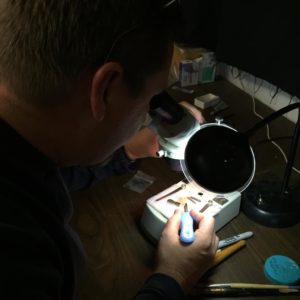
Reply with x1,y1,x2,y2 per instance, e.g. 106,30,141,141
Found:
0,120,185,300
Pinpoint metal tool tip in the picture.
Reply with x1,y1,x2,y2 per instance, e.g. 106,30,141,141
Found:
184,203,188,212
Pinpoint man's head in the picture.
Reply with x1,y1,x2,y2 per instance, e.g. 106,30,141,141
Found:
0,0,176,165
0,0,175,104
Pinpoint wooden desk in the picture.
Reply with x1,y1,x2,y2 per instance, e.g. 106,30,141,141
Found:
70,79,300,300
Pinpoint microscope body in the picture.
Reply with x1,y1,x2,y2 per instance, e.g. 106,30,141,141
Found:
149,91,200,162
155,110,200,160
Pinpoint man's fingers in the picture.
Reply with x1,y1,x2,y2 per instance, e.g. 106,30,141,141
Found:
213,235,220,252
124,127,160,159
190,209,216,236
179,101,205,124
190,209,204,223
163,209,181,235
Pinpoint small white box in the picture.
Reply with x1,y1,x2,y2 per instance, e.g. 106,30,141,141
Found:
198,52,216,83
194,93,220,109
179,60,199,87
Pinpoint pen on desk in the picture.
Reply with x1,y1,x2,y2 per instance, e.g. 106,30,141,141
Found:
212,240,246,268
197,283,300,296
218,231,253,249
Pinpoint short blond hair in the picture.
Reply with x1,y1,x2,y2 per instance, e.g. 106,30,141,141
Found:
0,0,172,105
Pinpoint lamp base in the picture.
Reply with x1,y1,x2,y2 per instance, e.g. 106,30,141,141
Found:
242,181,300,227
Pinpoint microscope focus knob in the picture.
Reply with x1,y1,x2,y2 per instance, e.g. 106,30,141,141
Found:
215,116,224,125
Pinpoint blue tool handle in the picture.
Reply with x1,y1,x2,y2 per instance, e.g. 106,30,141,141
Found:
180,212,195,243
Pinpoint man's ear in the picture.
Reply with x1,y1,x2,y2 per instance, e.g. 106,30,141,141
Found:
90,62,123,121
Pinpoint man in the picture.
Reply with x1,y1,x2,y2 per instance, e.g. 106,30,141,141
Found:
0,1,218,299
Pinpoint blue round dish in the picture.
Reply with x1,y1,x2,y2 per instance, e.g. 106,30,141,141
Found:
264,255,300,285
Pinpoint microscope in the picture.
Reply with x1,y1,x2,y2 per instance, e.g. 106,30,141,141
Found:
140,91,252,242
149,91,200,165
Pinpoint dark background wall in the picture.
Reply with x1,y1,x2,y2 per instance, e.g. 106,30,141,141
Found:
176,1,300,98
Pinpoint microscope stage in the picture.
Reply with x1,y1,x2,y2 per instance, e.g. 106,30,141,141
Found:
140,180,241,242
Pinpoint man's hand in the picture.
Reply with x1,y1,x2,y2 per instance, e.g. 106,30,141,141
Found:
154,209,219,292
124,127,160,160
124,101,205,161
179,100,205,124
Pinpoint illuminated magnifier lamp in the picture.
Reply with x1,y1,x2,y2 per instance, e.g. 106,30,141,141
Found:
241,103,300,227
149,91,256,195
151,93,300,228
141,93,300,243
141,92,252,242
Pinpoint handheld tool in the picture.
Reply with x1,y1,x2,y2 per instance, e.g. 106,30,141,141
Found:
180,203,195,243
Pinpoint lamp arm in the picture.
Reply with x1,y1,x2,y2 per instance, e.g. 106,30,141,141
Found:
244,102,300,194
242,103,300,227
244,103,300,138
281,106,300,193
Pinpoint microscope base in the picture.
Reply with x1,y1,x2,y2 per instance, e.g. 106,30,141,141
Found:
140,180,241,243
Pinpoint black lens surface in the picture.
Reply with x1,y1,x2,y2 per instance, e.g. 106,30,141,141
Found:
185,126,254,193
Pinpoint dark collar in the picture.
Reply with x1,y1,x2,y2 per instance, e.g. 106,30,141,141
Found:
0,120,71,222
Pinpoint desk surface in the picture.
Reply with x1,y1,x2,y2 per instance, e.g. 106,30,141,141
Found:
70,78,300,300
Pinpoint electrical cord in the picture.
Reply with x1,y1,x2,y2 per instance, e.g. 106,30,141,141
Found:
289,95,295,105
230,66,300,174
253,135,293,148
229,66,300,174
253,77,263,94
249,78,300,174
230,66,242,79
269,85,280,105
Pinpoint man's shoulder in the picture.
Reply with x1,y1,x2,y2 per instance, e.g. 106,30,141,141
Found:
0,177,66,299
0,176,63,259
0,174,68,269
